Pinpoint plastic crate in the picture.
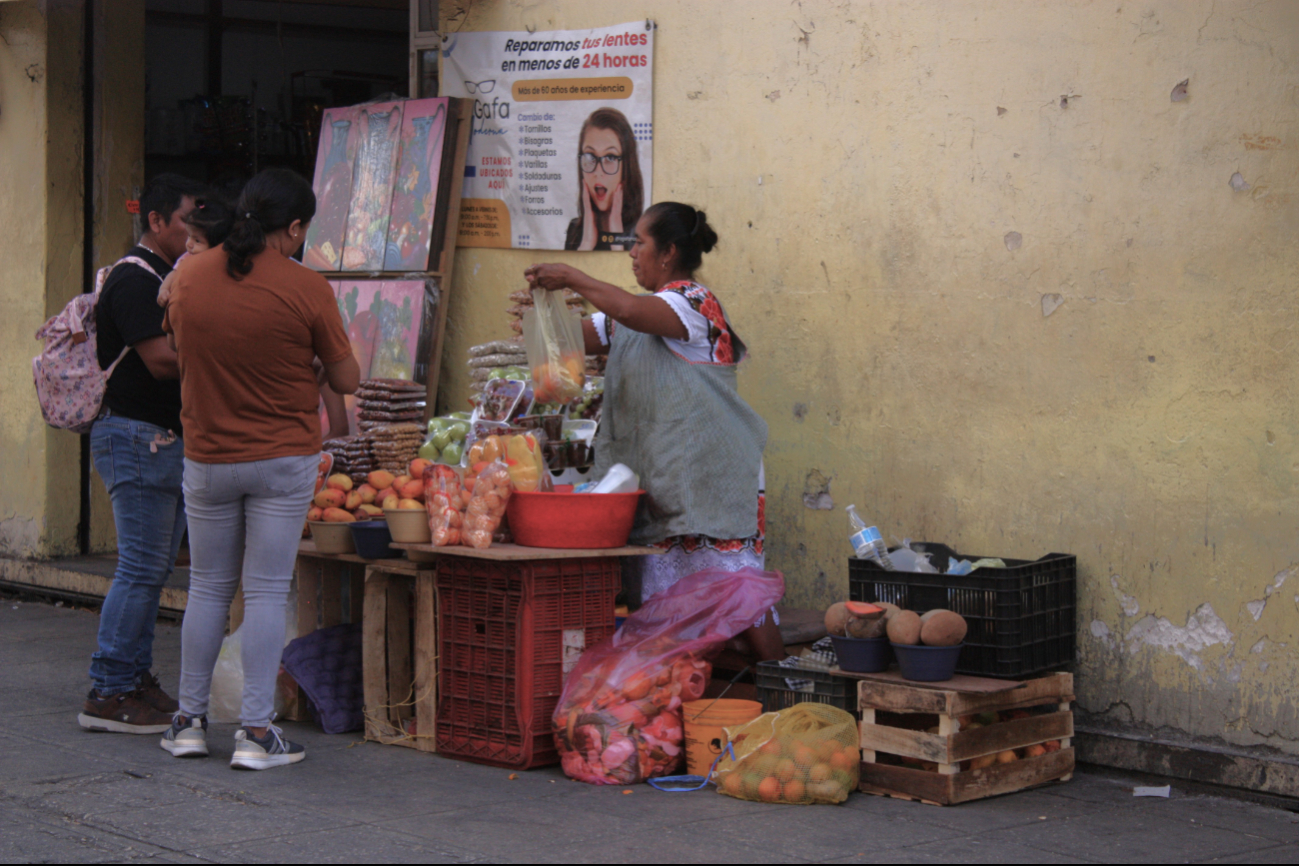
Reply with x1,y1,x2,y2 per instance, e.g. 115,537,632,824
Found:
754,661,856,716
849,543,1076,679
436,556,620,769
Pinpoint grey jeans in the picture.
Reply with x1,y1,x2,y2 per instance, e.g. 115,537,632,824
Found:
179,454,318,727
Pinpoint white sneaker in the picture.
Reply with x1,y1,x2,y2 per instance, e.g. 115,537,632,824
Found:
160,713,209,758
229,721,305,771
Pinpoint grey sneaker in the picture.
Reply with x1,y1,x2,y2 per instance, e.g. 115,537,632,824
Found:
160,713,208,758
230,722,305,771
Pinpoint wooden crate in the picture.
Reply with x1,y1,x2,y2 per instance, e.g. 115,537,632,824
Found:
362,565,437,752
857,672,1075,805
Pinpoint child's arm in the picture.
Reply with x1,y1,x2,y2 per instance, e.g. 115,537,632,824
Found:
320,381,350,441
156,271,179,308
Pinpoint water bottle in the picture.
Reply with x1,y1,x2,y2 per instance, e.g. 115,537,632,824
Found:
846,505,895,570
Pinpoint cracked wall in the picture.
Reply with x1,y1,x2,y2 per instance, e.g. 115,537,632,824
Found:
437,1,1299,755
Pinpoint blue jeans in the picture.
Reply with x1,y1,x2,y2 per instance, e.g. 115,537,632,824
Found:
89,415,186,696
179,454,318,728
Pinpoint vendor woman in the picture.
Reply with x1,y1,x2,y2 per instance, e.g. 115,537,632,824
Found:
525,201,782,660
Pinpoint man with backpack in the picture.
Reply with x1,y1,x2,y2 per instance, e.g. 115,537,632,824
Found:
78,174,205,734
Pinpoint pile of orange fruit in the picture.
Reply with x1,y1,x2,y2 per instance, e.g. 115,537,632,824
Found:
718,736,860,805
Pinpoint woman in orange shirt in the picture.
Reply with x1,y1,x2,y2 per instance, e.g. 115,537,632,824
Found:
161,169,359,770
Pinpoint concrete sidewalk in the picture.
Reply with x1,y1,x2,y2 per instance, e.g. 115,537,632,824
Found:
1,597,1296,864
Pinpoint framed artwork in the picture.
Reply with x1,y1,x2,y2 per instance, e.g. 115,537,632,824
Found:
384,98,449,271
340,102,404,271
302,107,361,270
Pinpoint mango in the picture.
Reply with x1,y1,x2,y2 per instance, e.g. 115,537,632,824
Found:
397,498,423,510
409,458,432,480
344,490,363,511
374,486,394,504
314,488,346,509
356,503,384,517
357,483,378,504
398,479,424,501
393,474,411,491
380,494,400,511
367,470,395,490
306,506,323,522
322,507,355,523
326,473,353,492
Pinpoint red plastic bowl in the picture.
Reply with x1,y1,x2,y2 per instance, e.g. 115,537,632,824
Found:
506,489,643,549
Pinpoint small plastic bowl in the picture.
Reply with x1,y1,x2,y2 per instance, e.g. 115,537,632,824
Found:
308,521,356,555
384,507,431,544
891,643,964,682
349,520,398,559
831,635,892,673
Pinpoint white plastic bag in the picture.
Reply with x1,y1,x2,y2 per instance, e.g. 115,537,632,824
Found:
208,586,298,723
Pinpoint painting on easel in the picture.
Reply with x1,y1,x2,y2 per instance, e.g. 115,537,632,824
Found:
384,98,449,271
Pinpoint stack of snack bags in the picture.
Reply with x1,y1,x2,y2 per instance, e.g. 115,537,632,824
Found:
368,422,423,474
355,378,426,433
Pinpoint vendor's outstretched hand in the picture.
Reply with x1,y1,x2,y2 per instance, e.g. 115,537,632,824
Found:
525,263,579,292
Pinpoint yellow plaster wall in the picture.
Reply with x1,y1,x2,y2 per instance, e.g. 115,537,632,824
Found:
0,1,144,557
0,1,75,558
440,1,1299,755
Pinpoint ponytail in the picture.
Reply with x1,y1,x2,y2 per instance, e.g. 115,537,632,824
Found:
224,168,316,280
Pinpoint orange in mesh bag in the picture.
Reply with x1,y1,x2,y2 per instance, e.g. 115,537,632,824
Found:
713,703,859,805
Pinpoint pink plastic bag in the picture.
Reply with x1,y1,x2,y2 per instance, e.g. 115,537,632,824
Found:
553,566,785,785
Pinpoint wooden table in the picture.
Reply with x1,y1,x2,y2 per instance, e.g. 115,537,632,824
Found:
388,542,664,559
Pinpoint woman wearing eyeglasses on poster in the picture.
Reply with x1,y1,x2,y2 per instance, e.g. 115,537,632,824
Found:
564,107,645,252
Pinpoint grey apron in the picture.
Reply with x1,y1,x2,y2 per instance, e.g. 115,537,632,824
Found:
594,323,768,545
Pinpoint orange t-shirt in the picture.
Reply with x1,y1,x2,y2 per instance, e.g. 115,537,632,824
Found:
162,247,352,464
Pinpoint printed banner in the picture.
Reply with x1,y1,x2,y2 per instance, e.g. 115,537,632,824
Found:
441,21,654,251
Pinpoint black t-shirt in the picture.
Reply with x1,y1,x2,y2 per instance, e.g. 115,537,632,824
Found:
96,247,183,433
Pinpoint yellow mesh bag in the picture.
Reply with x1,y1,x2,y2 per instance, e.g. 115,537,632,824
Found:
713,703,859,805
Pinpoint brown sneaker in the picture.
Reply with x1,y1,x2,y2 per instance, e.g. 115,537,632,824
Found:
77,689,173,734
136,671,180,714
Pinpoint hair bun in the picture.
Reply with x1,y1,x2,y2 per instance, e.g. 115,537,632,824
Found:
691,209,718,254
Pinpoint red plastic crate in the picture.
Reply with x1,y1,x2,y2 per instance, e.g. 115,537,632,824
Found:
435,556,620,769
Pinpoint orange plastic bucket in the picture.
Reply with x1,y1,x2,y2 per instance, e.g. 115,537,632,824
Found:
682,698,763,777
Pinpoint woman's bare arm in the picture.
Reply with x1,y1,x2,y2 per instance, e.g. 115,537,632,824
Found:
526,264,686,341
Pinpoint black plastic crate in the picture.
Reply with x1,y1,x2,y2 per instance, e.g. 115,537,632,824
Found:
755,661,856,716
849,542,1076,679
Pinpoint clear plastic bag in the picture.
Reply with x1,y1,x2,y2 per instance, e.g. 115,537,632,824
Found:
463,459,513,548
553,566,786,785
423,463,467,546
524,288,585,404
713,703,859,804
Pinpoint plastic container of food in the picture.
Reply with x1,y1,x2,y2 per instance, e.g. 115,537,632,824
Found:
891,643,963,682
309,521,356,555
830,635,892,673
349,520,398,559
506,489,642,549
384,508,432,544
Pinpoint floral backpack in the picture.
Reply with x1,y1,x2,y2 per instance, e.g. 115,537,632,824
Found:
32,255,161,434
